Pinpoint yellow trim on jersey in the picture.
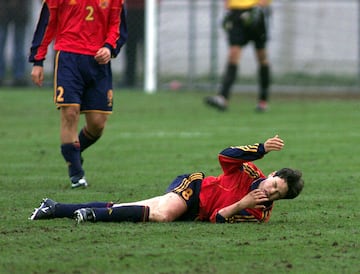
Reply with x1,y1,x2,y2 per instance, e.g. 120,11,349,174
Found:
243,163,261,179
188,172,204,182
232,144,259,153
226,214,259,223
173,172,204,193
227,0,272,9
173,178,192,193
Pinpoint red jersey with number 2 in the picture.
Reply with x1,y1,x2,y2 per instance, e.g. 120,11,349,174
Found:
34,0,124,61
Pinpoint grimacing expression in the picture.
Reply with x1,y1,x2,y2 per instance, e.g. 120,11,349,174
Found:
260,176,288,201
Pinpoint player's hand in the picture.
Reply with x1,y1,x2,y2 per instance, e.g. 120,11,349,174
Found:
264,135,284,152
31,66,44,87
95,47,111,64
240,189,269,209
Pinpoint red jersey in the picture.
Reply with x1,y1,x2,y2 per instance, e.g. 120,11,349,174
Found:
29,0,127,64
198,143,273,223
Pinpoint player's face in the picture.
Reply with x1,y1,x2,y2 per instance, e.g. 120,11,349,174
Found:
260,176,288,201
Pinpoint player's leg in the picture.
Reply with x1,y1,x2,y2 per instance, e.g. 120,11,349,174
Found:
76,193,186,223
219,45,242,100
205,10,245,111
75,173,203,223
148,193,188,222
29,198,114,220
204,45,241,111
255,47,271,111
111,192,188,222
60,105,85,187
78,56,113,175
55,51,87,188
79,112,108,153
254,7,271,112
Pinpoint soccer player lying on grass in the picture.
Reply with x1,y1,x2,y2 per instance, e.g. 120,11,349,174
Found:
30,135,304,224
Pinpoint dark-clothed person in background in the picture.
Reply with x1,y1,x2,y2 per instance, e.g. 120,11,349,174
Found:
0,1,31,86
122,0,145,87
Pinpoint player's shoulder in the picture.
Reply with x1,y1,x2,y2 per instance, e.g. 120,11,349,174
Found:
243,162,265,178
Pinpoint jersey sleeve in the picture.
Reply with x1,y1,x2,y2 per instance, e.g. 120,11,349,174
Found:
105,2,128,58
218,143,266,174
28,1,57,66
112,3,128,57
214,206,273,223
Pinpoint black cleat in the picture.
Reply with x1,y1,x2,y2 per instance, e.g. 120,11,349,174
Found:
29,198,58,220
74,208,96,224
204,95,228,111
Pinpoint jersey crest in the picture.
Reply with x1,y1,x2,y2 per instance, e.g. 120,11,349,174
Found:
99,0,110,8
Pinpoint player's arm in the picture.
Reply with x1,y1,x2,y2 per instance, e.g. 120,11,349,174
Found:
215,189,269,223
219,135,284,172
29,1,58,86
111,3,128,57
28,1,57,66
95,3,128,65
103,1,128,58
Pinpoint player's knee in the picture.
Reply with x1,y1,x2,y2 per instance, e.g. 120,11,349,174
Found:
87,117,107,136
61,112,80,129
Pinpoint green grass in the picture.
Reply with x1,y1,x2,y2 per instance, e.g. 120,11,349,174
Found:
0,87,359,274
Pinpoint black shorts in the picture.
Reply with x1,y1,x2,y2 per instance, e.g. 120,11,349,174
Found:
223,7,270,49
165,172,204,221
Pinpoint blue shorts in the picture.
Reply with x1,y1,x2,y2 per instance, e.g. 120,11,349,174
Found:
54,51,113,113
165,172,204,221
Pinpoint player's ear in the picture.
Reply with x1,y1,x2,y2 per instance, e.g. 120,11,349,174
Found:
268,171,277,177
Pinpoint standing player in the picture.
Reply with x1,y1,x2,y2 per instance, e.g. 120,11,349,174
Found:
30,135,304,224
205,0,272,112
29,0,127,188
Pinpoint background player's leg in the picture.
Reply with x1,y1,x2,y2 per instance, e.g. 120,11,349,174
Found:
78,126,101,153
78,112,108,168
258,64,270,102
255,48,271,112
205,46,242,111
60,106,86,188
83,112,108,143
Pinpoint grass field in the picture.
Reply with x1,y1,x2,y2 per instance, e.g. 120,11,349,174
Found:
0,87,359,274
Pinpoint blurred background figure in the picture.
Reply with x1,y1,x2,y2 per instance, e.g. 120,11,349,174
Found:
122,0,145,88
0,1,31,87
205,0,272,112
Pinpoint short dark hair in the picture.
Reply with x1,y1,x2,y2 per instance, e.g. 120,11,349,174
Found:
275,168,304,199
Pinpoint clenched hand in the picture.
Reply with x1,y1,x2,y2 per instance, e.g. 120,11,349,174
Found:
264,135,284,152
95,47,111,65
